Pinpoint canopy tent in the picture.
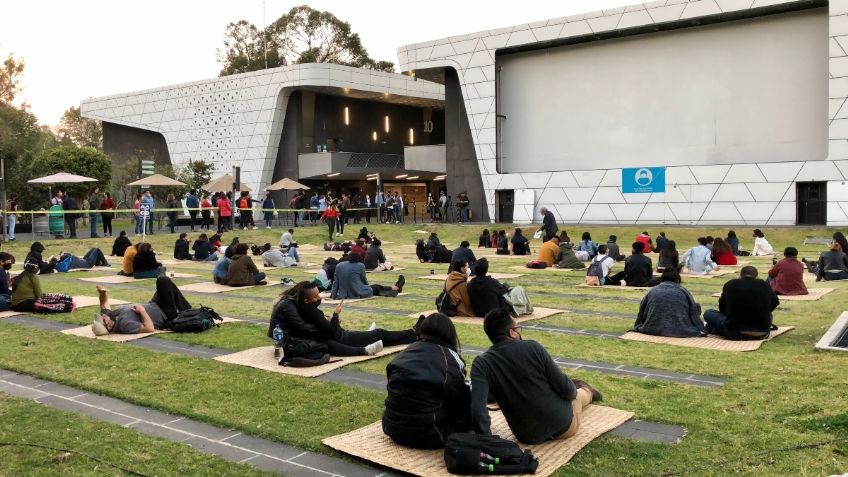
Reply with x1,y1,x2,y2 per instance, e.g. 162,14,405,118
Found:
202,174,252,193
127,174,186,187
27,172,98,184
265,177,310,191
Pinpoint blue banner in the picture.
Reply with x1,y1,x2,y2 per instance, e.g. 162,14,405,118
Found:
622,167,666,194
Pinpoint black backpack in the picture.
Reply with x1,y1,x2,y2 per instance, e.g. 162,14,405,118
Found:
586,256,610,278
444,433,539,475
436,280,465,317
166,306,223,332
251,244,264,256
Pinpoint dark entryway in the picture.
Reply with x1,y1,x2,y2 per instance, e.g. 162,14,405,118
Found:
797,181,827,225
496,190,514,223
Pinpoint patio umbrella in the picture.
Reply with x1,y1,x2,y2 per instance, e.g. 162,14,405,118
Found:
265,177,310,191
27,172,98,184
202,173,252,193
127,174,186,187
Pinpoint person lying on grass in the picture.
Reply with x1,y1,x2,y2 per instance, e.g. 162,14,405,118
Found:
267,280,417,357
470,308,603,445
55,248,110,272
704,266,779,341
91,277,191,335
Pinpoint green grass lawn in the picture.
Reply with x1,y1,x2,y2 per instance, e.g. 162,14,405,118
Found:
0,220,847,475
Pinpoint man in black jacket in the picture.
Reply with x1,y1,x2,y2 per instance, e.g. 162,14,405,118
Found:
173,233,193,260
63,194,79,238
467,258,533,317
470,309,602,445
704,266,779,340
606,242,653,287
267,281,416,356
537,208,559,242
450,241,477,276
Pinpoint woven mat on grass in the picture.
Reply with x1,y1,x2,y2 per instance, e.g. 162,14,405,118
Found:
79,273,197,284
510,265,584,273
654,270,734,279
72,295,130,309
61,326,170,342
620,326,794,352
711,288,834,301
64,266,115,273
323,405,633,477
319,292,409,304
417,273,525,281
408,307,567,325
575,284,650,291
366,268,406,273
214,344,407,378
178,281,281,293
0,310,22,319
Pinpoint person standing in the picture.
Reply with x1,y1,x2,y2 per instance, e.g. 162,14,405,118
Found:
5,194,18,241
63,193,80,238
457,193,470,223
165,193,179,233
375,190,385,223
88,186,102,238
338,194,350,236
133,194,142,235
538,207,559,242
262,193,275,229
438,191,447,222
140,190,156,235
365,192,372,224
217,192,232,232
185,189,200,231
100,191,116,237
320,203,340,242
310,192,319,225
200,193,212,230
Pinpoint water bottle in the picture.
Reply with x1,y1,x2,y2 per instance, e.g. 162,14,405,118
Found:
272,324,283,358
478,462,494,472
480,453,499,465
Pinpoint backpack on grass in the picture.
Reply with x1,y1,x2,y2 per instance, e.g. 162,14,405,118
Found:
525,260,547,269
436,281,466,317
34,293,75,314
166,306,223,332
444,433,538,475
585,256,611,286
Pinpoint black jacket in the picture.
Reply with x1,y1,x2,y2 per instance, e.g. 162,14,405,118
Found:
268,297,342,342
63,196,79,219
450,247,477,271
467,275,510,318
25,244,54,275
624,253,653,287
173,239,192,260
719,278,779,333
132,250,160,274
364,246,386,270
541,211,558,238
111,236,131,257
383,338,471,449
511,233,530,255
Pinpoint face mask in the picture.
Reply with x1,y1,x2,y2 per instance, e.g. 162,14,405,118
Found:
2,263,11,270
309,298,322,307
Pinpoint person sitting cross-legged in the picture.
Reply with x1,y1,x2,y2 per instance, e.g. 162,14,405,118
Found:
606,242,653,287
445,260,474,317
227,243,266,286
132,243,164,279
468,258,533,317
382,313,471,448
212,246,235,285
364,239,393,271
683,237,719,275
278,228,301,263
555,235,585,269
536,235,560,267
803,239,848,282
262,243,295,268
331,252,405,299
704,266,779,340
173,233,193,261
450,241,477,276
192,233,218,262
111,231,132,257
268,281,417,356
632,269,705,338
91,277,191,335
767,247,808,296
470,308,603,445
605,235,625,262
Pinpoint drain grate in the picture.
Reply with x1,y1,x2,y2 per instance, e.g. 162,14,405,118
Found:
832,325,848,348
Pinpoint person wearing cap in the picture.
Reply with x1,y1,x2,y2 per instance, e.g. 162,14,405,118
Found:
767,247,808,296
24,242,56,275
91,277,191,335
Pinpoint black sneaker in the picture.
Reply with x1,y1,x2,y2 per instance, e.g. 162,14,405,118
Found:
414,314,426,334
395,275,405,293
572,379,603,402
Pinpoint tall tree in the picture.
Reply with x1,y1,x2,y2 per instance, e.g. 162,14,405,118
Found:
217,5,394,76
58,106,102,149
30,145,111,197
177,160,215,191
0,53,24,104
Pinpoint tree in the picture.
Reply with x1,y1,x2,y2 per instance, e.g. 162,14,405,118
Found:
177,160,215,191
30,145,112,198
0,102,46,210
0,53,24,104
217,5,394,76
58,106,102,149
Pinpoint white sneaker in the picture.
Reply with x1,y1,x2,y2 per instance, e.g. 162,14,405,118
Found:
252,226,258,230
266,226,271,229
364,340,384,356
367,321,377,331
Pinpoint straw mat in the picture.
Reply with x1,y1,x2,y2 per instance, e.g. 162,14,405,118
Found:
620,326,794,352
408,307,567,325
214,344,407,378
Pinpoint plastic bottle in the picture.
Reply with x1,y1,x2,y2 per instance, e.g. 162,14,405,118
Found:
480,453,499,465
478,462,494,472
273,324,284,358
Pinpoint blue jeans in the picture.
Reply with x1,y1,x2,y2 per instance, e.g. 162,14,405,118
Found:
89,213,99,236
82,248,109,267
703,310,727,333
284,247,300,263
254,272,266,284
460,207,468,223
202,253,218,261
134,216,142,234
6,214,15,240
0,294,10,311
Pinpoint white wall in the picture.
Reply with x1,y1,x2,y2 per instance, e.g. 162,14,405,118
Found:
498,9,828,173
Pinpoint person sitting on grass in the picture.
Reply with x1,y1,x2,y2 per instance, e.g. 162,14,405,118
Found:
227,243,266,287
605,235,625,261
192,233,218,262
683,237,719,275
90,277,191,335
349,239,367,260
478,229,491,248
767,247,808,296
711,238,736,266
278,228,301,263
654,232,669,254
606,242,653,287
118,244,137,277
451,241,477,276
496,230,510,255
56,248,110,272
445,260,474,317
470,308,603,445
635,231,653,252
577,232,598,260
0,252,14,311
383,312,470,449
468,258,533,317
751,228,774,256
25,242,56,275
364,239,393,271
587,245,615,285
803,239,848,282
511,228,530,256
262,243,295,268
173,233,193,261
357,227,372,244
133,243,164,279
656,240,680,273
212,246,235,285
111,231,132,257
555,235,585,269
331,252,404,299
268,280,417,356
536,235,560,267
11,263,71,313
633,269,705,338
704,266,779,340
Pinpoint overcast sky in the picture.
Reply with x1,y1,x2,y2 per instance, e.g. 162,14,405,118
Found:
2,0,634,126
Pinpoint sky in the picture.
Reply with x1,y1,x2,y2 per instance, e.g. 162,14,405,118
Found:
1,0,635,126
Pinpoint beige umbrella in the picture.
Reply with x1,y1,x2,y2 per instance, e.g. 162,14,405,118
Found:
203,174,252,193
265,177,310,191
28,172,97,184
127,174,186,187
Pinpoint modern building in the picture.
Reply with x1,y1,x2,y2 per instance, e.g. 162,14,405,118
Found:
84,0,848,225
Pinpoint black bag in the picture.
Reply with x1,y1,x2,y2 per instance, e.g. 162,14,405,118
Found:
436,281,465,317
444,433,538,475
251,244,264,256
525,260,547,269
166,306,223,332
281,337,329,365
